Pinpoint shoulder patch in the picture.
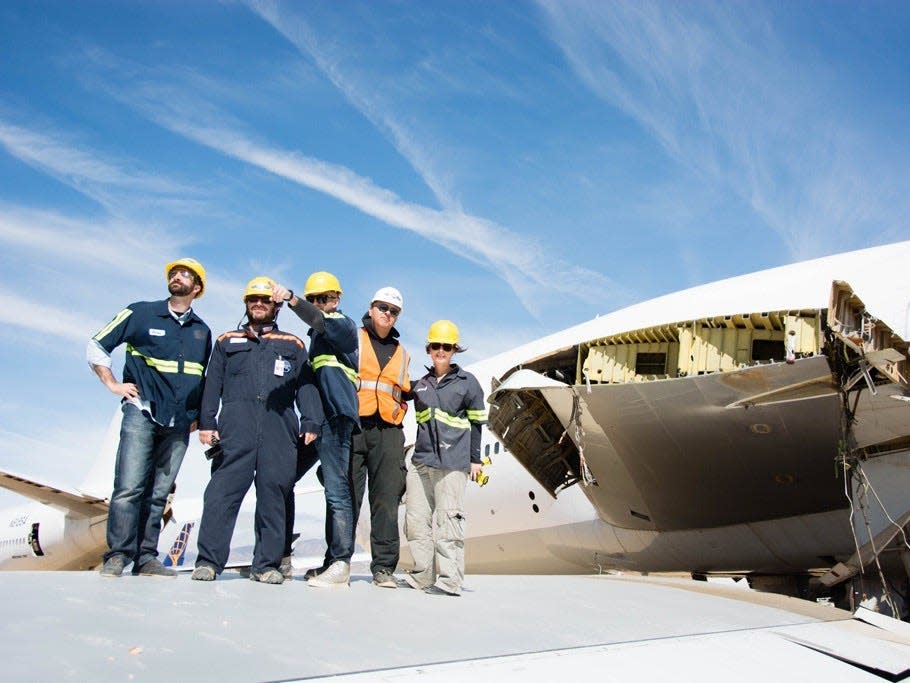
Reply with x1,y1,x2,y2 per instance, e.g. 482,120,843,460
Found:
217,330,249,343
263,332,305,348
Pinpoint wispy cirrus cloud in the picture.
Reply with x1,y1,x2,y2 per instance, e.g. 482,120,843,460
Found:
0,204,246,344
0,290,98,343
0,204,183,340
537,0,910,259
0,115,248,342
246,0,460,212
0,117,208,219
89,54,623,316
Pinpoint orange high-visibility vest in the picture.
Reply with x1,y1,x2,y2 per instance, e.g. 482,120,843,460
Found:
357,328,411,425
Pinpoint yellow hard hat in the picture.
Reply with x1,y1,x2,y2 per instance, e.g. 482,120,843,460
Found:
164,257,206,299
303,271,342,296
427,319,460,345
243,276,274,301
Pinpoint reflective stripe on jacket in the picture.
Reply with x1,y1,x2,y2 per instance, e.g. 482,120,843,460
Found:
307,310,360,423
357,328,410,425
92,299,212,430
411,363,487,473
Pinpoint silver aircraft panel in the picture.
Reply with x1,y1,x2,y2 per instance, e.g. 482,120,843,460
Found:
556,356,846,530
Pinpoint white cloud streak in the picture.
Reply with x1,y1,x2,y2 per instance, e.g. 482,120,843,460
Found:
0,117,206,219
0,204,244,344
537,0,909,259
247,0,458,211
235,0,622,314
0,291,98,344
95,76,619,315
0,120,181,193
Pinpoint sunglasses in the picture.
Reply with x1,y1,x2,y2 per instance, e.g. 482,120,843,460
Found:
429,342,454,352
374,303,401,317
245,295,273,304
306,294,337,304
168,268,195,280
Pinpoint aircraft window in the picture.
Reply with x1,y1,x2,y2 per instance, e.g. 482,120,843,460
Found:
528,491,536,500
636,352,667,375
532,504,539,513
752,339,785,362
494,442,500,454
484,444,490,457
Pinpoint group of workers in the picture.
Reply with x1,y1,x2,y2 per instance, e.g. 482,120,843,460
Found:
87,258,486,596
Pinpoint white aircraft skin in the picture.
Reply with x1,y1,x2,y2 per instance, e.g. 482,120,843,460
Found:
0,410,120,570
421,241,910,607
4,241,909,614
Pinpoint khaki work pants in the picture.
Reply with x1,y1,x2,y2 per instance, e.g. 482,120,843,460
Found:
404,462,468,594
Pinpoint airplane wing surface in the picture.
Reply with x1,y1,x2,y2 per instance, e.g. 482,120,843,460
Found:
1,572,908,681
0,470,108,518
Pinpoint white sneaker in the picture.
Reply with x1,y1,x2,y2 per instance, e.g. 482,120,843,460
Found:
306,560,350,588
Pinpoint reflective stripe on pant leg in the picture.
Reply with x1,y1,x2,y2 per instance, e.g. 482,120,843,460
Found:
404,462,435,587
433,469,468,595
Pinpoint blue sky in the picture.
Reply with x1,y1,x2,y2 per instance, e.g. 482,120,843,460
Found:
1,1,909,502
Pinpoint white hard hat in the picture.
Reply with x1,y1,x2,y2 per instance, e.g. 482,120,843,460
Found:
372,286,403,311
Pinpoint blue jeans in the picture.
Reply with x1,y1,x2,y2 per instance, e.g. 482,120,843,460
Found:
105,403,189,567
318,416,355,563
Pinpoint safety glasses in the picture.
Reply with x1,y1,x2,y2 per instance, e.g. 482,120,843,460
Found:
306,294,338,304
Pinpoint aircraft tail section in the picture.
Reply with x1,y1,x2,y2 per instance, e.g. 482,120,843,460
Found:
163,521,195,567
77,407,123,500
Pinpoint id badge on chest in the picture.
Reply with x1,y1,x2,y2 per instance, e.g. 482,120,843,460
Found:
274,357,292,376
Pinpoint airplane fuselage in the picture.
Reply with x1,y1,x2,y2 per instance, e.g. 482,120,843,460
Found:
0,503,107,570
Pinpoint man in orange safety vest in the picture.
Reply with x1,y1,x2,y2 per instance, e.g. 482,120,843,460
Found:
351,286,411,588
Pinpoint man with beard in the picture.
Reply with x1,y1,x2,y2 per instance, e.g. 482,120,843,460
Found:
88,258,212,577
191,277,322,584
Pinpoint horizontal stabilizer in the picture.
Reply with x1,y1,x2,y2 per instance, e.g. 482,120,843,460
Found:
0,470,108,519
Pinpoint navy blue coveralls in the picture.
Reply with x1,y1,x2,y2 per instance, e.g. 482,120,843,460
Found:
196,325,323,574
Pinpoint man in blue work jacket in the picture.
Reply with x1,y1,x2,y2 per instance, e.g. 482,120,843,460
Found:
88,258,211,578
272,272,359,588
191,277,323,584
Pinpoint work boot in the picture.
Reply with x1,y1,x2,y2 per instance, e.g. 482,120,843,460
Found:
191,565,216,581
99,555,124,578
306,560,350,588
279,556,293,580
303,562,329,580
250,568,285,585
372,570,397,589
401,571,430,591
133,558,177,578
424,584,460,597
